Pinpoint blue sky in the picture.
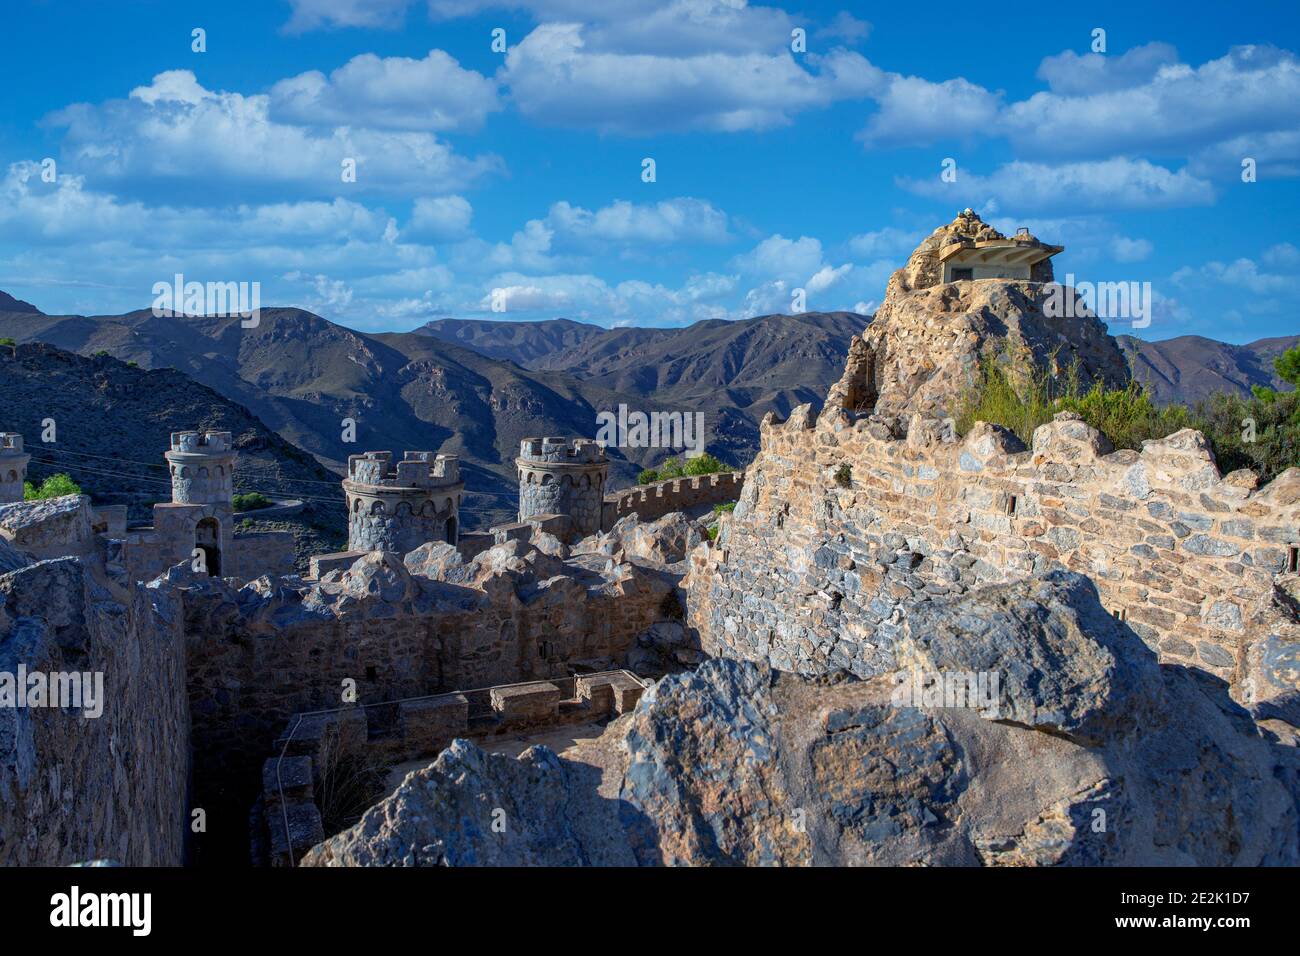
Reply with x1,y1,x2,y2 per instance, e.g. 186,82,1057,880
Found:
2,0,1298,342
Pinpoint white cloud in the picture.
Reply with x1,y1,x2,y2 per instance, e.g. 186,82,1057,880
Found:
502,23,881,134
1035,42,1180,95
1262,243,1300,268
545,197,729,244
815,12,871,45
845,226,924,259
1172,256,1290,296
283,0,411,32
1111,236,1153,263
900,158,1215,212
732,234,827,283
47,71,501,197
269,50,501,132
858,75,1003,147
1004,45,1300,161
408,196,474,240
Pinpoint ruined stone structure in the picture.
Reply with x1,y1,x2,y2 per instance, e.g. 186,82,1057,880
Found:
261,669,646,864
0,433,29,504
517,437,609,538
161,430,236,576
687,218,1300,718
600,471,744,530
344,450,464,553
119,430,295,582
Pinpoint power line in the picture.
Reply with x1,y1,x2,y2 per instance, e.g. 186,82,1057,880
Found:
36,445,522,496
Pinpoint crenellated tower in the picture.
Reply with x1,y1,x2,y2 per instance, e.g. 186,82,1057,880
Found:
516,437,609,538
344,451,464,554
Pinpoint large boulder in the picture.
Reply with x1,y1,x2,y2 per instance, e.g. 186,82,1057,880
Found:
302,570,1300,866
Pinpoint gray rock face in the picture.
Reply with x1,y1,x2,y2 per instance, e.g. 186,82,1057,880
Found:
893,571,1153,746
300,738,637,867
303,570,1300,866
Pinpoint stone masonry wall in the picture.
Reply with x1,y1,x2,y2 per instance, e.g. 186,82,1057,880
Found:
173,544,676,861
688,402,1300,713
601,472,744,530
0,554,190,866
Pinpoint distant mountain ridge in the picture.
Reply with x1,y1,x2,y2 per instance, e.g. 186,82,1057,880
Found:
0,290,41,314
419,317,607,365
3,288,1291,532
1117,333,1299,404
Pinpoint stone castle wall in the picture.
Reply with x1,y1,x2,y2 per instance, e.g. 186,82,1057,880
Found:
174,544,676,860
601,472,744,530
0,554,189,866
259,670,646,864
688,401,1300,711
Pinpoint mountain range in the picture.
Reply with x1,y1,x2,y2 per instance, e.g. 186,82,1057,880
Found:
2,291,1292,532
0,299,865,528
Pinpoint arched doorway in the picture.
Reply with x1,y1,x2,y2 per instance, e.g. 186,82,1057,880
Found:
195,517,222,577
444,515,457,544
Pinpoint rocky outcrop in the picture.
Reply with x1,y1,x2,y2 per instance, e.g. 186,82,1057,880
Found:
829,211,1129,429
302,571,1300,866
577,511,707,567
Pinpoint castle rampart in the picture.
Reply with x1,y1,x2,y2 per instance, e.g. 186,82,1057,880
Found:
344,450,464,553
688,400,1300,713
601,471,744,531
517,437,608,537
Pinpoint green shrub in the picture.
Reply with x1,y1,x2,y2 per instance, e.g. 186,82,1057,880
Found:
1274,343,1300,387
955,350,1300,483
658,456,687,480
713,501,736,514
24,473,82,500
684,453,729,476
0,337,15,347
233,491,274,512
640,453,730,485
834,463,852,487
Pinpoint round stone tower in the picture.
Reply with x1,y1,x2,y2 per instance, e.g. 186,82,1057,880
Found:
344,451,465,554
166,431,237,508
0,433,31,504
516,437,609,538
164,430,237,576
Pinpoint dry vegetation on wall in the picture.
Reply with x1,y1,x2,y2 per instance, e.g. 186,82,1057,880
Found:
957,343,1300,481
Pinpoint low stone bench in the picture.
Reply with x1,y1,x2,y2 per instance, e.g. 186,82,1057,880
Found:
399,693,468,755
576,672,645,716
490,681,561,723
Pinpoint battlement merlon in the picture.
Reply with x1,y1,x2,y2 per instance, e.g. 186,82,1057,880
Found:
0,433,25,456
346,451,462,488
518,437,608,466
168,430,235,455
